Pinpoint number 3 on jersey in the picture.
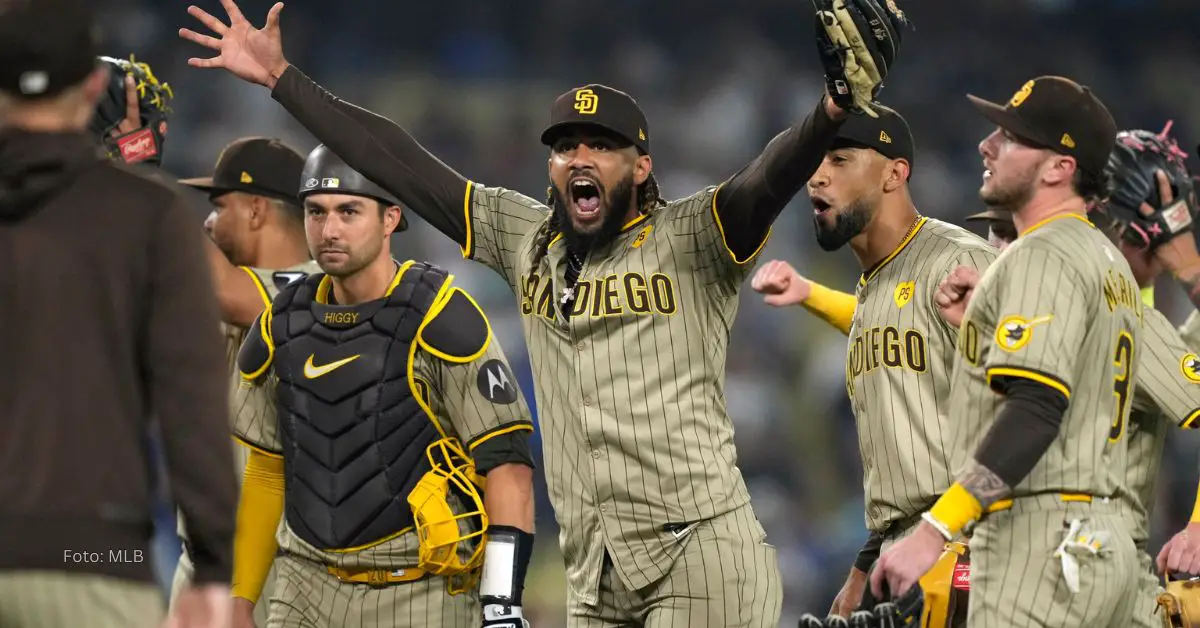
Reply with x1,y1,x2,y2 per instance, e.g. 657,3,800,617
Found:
1109,331,1135,442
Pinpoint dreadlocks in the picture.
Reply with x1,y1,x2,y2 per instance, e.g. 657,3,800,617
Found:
525,172,667,292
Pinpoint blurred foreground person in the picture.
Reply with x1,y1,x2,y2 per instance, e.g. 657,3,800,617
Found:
0,1,237,627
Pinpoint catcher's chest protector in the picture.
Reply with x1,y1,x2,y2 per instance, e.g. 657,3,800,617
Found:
268,263,447,550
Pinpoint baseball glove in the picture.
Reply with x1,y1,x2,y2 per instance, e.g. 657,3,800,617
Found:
1157,574,1200,628
1102,121,1196,250
813,0,908,117
89,55,174,166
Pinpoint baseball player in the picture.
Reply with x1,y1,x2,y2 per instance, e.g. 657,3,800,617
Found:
232,145,537,628
751,105,995,621
934,125,1200,627
178,0,907,624
873,76,1141,627
173,137,321,624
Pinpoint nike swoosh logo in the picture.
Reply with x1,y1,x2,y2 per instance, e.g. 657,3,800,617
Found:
303,354,360,379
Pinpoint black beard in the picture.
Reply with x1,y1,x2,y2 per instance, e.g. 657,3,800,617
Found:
813,198,874,251
551,174,635,252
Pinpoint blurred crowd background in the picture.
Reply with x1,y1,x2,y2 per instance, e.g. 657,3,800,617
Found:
98,0,1200,623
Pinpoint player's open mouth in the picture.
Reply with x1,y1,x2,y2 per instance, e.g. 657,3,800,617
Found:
811,197,833,215
570,178,602,220
983,169,993,181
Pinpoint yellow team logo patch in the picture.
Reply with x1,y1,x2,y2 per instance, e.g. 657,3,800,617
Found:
1060,133,1076,149
240,171,253,184
1009,80,1035,108
893,281,915,308
879,130,893,144
574,89,598,115
638,128,646,141
995,314,1053,352
631,224,653,249
1181,353,1200,383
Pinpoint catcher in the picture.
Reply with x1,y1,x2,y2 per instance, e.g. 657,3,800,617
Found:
232,145,537,628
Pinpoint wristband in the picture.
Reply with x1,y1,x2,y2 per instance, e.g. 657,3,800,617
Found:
801,281,858,334
926,482,984,539
479,525,534,608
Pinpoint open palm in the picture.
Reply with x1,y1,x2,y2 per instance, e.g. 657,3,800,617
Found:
179,0,288,88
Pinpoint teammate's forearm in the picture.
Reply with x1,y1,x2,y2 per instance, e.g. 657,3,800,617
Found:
269,65,470,244
926,379,1066,538
853,529,885,572
1171,262,1200,312
801,282,857,336
205,238,266,328
712,97,845,258
232,450,285,603
973,378,1068,492
484,463,534,533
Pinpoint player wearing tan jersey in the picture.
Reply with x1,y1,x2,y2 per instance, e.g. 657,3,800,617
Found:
172,2,909,624
173,137,319,623
752,106,995,620
232,147,537,628
873,76,1139,627
933,131,1200,627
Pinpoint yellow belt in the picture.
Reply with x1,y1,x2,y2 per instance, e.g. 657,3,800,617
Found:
986,492,1093,514
326,565,427,586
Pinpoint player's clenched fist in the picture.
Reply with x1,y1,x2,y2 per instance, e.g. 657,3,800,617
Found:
933,265,980,328
752,260,812,306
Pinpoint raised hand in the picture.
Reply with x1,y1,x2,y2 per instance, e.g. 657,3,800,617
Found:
179,0,288,88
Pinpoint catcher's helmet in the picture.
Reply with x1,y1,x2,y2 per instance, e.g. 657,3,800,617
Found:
89,55,173,166
299,144,409,231
1102,121,1196,249
406,437,488,594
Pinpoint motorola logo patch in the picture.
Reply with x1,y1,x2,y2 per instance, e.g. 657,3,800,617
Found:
477,359,518,404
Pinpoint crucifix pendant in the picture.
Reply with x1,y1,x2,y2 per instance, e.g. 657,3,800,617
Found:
560,286,575,305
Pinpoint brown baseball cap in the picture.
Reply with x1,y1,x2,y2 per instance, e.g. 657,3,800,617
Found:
965,209,1011,223
832,103,915,172
179,137,304,203
541,84,650,155
967,76,1117,176
0,0,101,99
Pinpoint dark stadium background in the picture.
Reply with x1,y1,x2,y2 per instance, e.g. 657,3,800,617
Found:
105,0,1200,623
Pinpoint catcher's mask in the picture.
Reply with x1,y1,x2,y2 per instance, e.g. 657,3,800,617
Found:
407,437,488,594
89,55,173,166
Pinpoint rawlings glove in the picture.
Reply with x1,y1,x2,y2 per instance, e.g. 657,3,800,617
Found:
89,55,174,166
1102,121,1196,250
1157,573,1200,628
813,0,908,117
